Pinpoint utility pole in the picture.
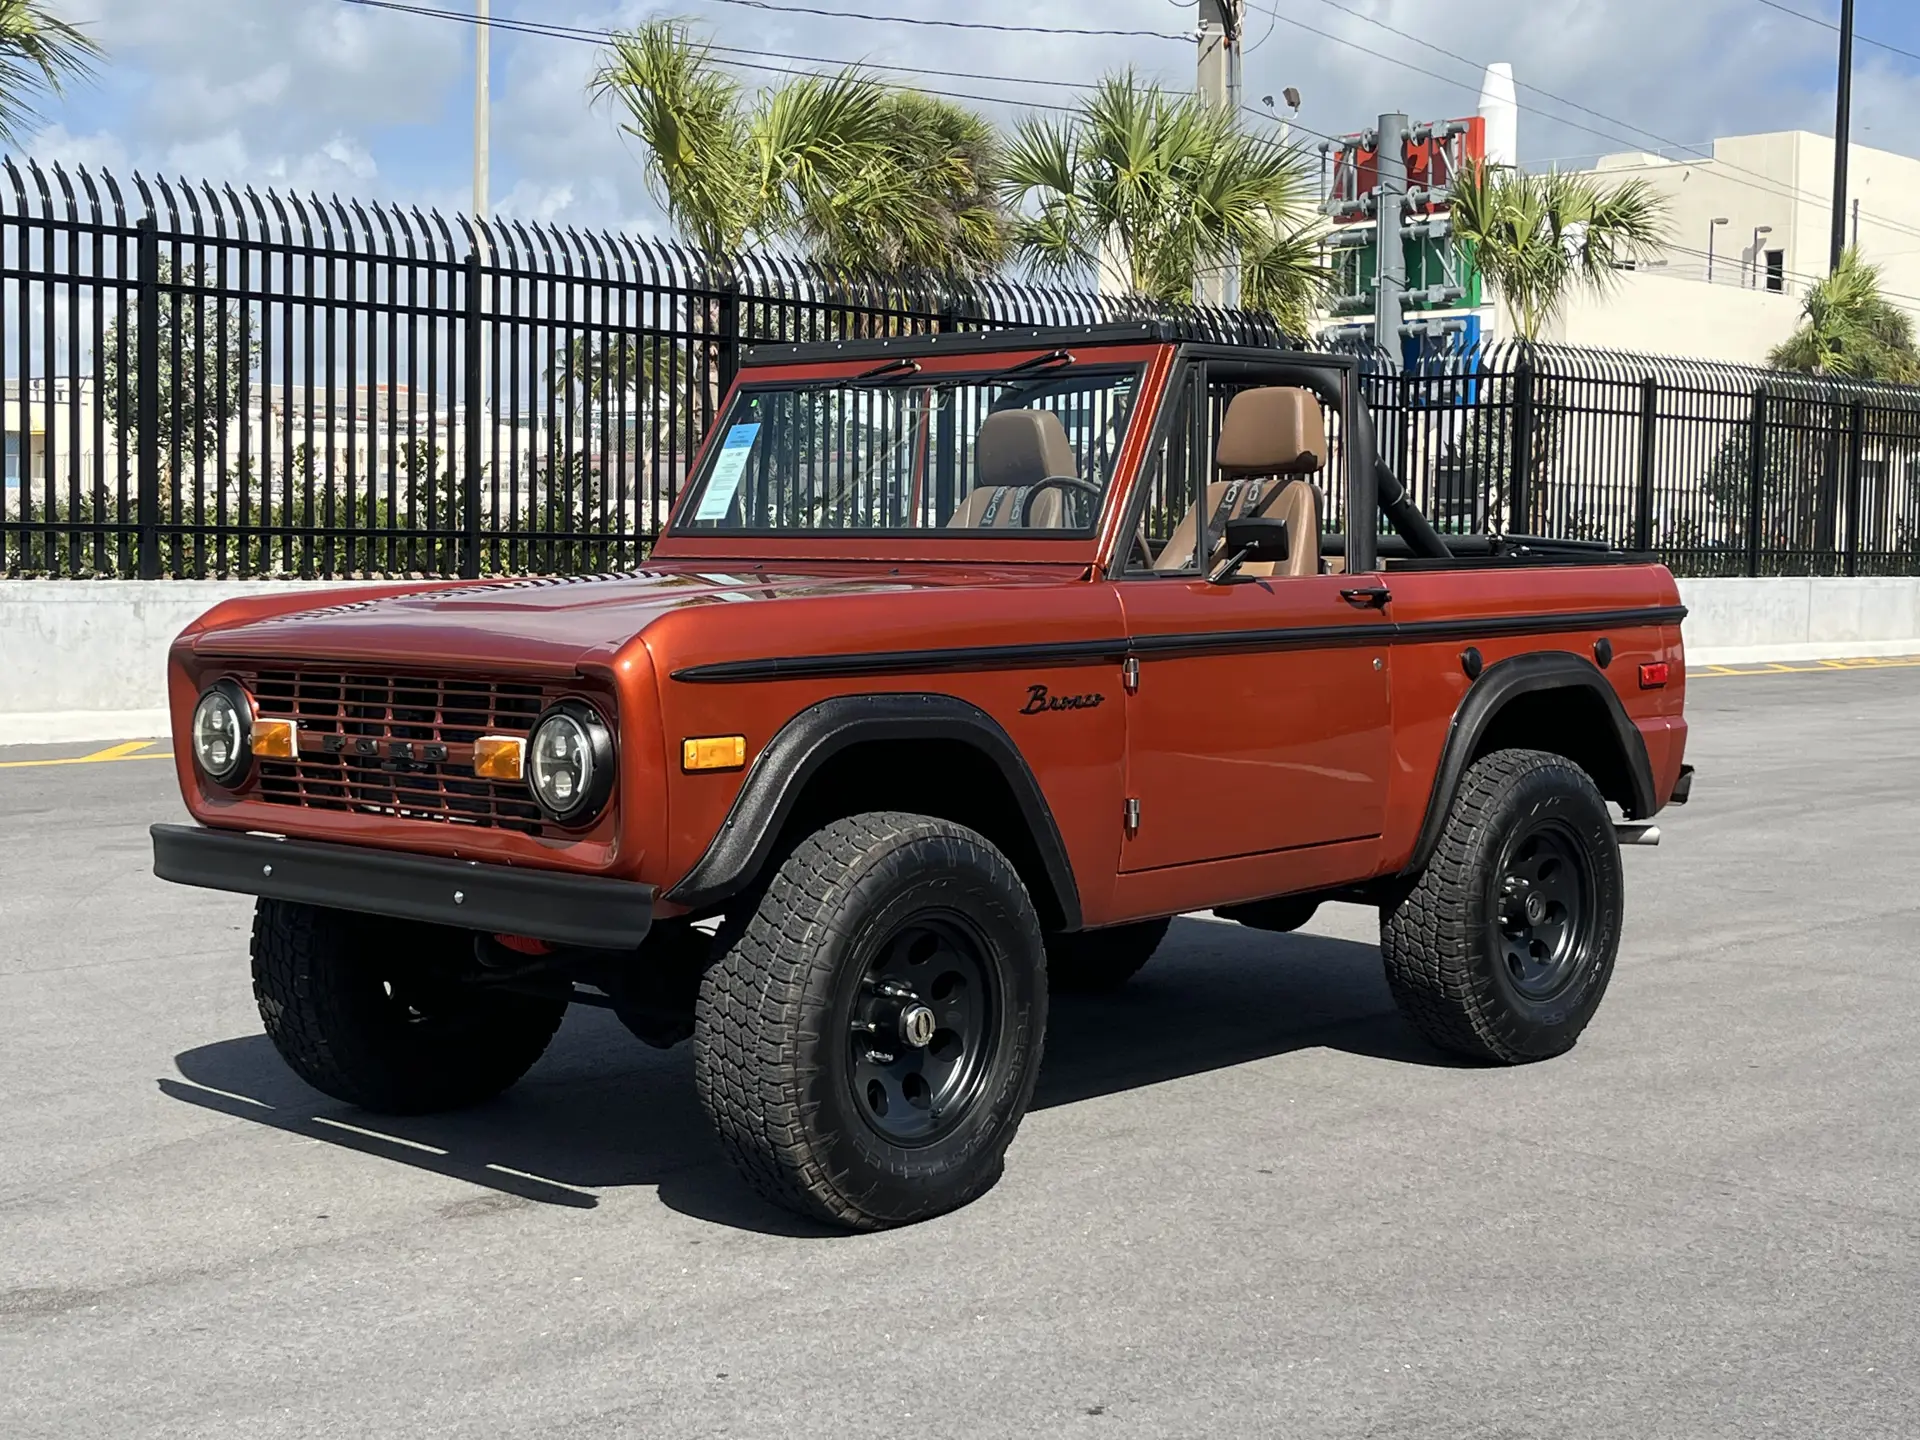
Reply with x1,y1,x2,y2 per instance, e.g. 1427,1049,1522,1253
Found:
1374,113,1410,374
1196,0,1243,307
1831,0,1854,271
474,0,491,218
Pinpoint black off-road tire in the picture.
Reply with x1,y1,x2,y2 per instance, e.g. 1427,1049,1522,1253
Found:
251,899,568,1114
694,812,1047,1230
1045,918,1171,993
1380,749,1624,1065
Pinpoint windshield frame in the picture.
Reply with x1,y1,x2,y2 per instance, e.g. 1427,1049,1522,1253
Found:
652,340,1176,566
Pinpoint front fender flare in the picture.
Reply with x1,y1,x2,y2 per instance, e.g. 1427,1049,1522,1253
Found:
664,692,1082,929
1405,650,1658,876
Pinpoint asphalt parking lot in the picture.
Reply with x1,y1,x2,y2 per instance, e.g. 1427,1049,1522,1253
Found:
4,667,1919,1439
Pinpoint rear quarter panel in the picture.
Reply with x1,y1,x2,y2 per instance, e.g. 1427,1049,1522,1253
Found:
1379,563,1688,872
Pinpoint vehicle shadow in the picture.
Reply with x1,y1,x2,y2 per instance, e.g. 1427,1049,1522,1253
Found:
159,919,1462,1235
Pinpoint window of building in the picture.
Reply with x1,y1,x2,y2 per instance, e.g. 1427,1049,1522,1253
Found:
1766,250,1786,294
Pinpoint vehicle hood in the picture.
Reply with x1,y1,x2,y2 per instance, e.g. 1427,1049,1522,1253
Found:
187,564,1086,674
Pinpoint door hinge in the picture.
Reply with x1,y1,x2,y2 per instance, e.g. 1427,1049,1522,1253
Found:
1122,656,1140,693
1124,797,1141,835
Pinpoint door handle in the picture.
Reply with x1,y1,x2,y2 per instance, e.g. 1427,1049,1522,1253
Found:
1340,586,1392,610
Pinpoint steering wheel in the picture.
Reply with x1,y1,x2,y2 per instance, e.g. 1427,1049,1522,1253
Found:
1019,475,1104,528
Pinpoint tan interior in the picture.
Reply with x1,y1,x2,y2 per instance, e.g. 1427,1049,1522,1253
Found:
1216,386,1329,479
946,409,1077,529
1150,387,1329,575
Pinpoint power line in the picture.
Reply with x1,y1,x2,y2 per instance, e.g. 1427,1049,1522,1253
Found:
339,0,1096,111
1244,0,1920,247
1751,0,1920,69
565,0,1191,41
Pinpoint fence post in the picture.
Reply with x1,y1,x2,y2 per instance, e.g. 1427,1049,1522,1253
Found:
1634,375,1659,554
1745,387,1768,578
136,218,161,580
1507,355,1536,535
461,250,483,580
1844,398,1866,577
716,280,740,413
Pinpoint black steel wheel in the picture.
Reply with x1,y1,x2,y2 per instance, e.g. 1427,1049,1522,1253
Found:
251,900,567,1113
849,918,1001,1144
1495,821,1597,1003
1380,749,1623,1064
696,812,1046,1230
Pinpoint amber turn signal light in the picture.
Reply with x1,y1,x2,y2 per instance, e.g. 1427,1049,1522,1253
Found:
682,735,747,772
473,735,526,781
249,718,299,760
1639,662,1671,690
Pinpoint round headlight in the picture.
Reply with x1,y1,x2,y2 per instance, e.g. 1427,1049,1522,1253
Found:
526,700,615,825
191,681,253,787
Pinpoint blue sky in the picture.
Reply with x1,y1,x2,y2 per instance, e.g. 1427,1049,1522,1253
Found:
28,0,1920,238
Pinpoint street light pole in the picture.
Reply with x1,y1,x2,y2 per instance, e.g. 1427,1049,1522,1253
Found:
1196,0,1243,306
474,0,491,218
1831,0,1854,271
1708,217,1729,283
1750,225,1773,289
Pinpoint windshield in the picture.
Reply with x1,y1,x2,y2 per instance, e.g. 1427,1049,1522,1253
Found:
673,365,1143,536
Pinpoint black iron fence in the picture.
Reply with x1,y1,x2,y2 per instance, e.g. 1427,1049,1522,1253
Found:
1365,345,1920,577
2,157,1918,580
0,160,1277,581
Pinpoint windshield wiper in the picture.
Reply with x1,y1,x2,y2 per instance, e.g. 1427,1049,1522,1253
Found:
855,357,923,381
993,349,1076,378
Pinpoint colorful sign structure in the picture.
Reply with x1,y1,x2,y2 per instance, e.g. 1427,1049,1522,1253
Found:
1322,116,1489,368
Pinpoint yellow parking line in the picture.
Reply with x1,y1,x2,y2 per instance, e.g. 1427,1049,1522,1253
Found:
0,740,174,770
1691,655,1920,678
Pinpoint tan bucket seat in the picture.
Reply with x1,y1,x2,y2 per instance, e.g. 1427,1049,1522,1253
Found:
1151,387,1328,577
947,410,1077,529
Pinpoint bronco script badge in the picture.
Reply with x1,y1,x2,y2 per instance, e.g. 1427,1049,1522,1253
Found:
1022,684,1106,715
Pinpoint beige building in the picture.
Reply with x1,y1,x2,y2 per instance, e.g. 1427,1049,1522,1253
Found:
1535,130,1920,365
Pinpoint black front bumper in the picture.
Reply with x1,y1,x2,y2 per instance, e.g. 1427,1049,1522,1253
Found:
151,824,654,951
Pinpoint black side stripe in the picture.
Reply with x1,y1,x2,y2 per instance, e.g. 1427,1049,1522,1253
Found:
670,605,1688,684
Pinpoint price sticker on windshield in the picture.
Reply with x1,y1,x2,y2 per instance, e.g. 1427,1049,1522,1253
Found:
695,423,761,522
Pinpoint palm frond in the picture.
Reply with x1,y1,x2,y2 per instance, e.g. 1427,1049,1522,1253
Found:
591,22,750,255
0,0,101,145
1452,162,1670,340
1771,248,1920,382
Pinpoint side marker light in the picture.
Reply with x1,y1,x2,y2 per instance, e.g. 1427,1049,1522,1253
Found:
683,735,747,772
1639,662,1671,690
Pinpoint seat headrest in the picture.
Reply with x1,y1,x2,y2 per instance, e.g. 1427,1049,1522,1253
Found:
1216,387,1328,479
976,409,1078,490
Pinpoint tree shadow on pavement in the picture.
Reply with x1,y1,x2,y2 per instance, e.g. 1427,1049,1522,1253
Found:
160,918,1461,1235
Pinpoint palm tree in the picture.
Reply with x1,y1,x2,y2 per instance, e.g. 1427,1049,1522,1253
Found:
1769,248,1920,383
591,20,1006,279
593,21,1012,425
810,89,1007,279
999,74,1326,331
0,1,99,145
1450,163,1667,342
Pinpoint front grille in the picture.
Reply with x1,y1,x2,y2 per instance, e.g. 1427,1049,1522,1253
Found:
243,669,562,835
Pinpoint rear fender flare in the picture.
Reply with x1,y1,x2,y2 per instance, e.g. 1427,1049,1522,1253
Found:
1405,650,1657,876
664,692,1082,929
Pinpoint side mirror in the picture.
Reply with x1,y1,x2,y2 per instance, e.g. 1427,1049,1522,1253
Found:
1208,517,1290,585
1223,516,1291,562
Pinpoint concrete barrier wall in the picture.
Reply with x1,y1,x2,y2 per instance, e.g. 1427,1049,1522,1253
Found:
0,581,379,745
1675,577,1920,665
4,576,1920,744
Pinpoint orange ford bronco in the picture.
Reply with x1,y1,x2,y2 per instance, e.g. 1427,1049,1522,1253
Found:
153,324,1692,1229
